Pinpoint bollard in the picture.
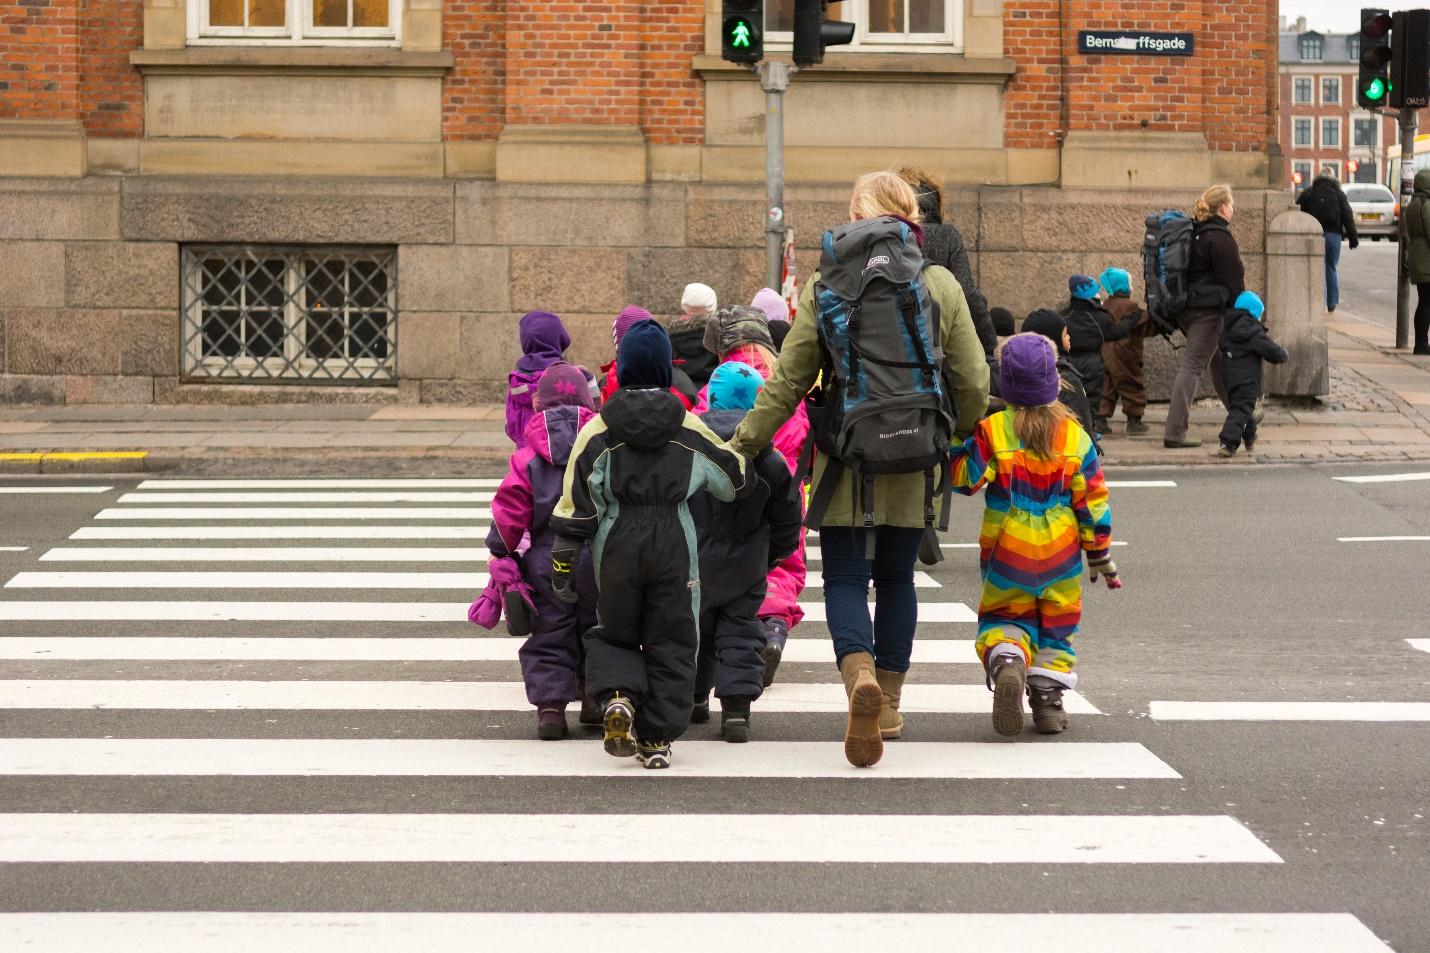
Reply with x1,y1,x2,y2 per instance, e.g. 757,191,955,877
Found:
1264,206,1329,397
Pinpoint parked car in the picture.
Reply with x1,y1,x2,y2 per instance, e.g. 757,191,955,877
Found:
1343,183,1399,240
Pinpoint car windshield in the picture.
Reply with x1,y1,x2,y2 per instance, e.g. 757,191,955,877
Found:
1344,186,1395,203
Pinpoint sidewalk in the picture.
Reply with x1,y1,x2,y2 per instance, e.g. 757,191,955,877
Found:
3,319,1429,475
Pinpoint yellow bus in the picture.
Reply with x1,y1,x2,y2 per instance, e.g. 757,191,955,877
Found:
1386,134,1430,192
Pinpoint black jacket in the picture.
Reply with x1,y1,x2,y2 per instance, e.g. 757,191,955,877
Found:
1220,310,1289,367
1055,358,1099,441
689,409,802,604
1188,216,1245,307
923,222,995,358
1297,179,1359,245
1062,298,1132,355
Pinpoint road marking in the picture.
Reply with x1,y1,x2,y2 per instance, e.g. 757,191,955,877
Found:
1408,639,1430,655
0,738,1179,779
1151,701,1430,721
1104,480,1176,488
805,541,1126,560
807,571,939,589
0,913,1392,953
118,492,495,504
0,486,112,494
71,526,492,540
95,507,492,521
137,479,502,489
1333,471,1430,484
0,637,978,664
0,547,27,552
0,679,1098,714
1337,535,1430,542
1,451,145,462
5,571,480,590
0,602,471,622
0,813,1272,864
39,547,490,563
798,601,975,623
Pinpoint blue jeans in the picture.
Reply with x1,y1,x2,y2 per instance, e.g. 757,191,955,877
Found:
1323,231,1342,310
817,526,925,673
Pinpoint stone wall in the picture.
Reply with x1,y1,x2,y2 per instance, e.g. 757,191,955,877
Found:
0,175,1290,405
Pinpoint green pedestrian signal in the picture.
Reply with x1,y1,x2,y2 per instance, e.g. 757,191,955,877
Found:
1365,76,1387,102
731,18,752,48
721,1,763,63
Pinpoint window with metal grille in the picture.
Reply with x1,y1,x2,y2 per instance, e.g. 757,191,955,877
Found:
181,246,397,384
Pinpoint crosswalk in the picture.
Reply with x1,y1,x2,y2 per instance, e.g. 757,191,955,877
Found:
0,476,1395,950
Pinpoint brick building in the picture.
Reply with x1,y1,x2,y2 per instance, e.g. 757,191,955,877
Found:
1277,19,1386,189
1,0,1282,404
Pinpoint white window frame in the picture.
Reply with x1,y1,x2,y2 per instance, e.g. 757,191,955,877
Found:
1300,36,1322,61
764,0,962,54
188,0,402,45
1293,77,1312,104
1319,161,1341,180
1292,160,1313,185
1321,117,1341,149
1321,76,1340,105
1353,116,1378,148
1293,117,1313,148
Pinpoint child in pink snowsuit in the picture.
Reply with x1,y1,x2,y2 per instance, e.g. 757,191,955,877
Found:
505,310,573,449
489,362,600,740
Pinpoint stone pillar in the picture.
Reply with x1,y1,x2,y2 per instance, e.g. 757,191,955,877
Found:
1264,206,1328,397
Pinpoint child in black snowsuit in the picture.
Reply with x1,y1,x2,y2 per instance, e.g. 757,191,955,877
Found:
551,319,752,769
1018,309,1101,450
1062,274,1135,426
1218,291,1288,457
688,361,802,743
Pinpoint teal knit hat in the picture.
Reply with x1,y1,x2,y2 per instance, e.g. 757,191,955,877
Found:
1097,267,1132,298
708,360,764,411
1234,291,1265,321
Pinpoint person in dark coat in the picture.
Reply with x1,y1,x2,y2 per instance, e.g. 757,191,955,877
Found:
552,320,752,770
1096,268,1153,435
1016,309,1100,452
688,361,802,742
1062,275,1134,426
1217,292,1288,457
1295,174,1358,312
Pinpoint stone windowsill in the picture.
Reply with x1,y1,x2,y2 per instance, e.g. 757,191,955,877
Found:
129,47,454,77
693,52,1015,84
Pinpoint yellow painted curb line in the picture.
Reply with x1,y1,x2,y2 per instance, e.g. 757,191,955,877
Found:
0,453,43,462
1,451,148,462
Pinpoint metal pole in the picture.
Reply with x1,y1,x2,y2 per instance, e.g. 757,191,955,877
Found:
1397,108,1417,350
757,61,793,290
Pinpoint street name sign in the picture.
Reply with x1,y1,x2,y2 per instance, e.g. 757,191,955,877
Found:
1078,30,1195,56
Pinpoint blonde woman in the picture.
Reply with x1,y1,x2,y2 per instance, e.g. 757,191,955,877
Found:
731,171,989,767
1164,183,1243,448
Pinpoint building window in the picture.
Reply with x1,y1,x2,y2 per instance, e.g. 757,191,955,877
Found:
1322,117,1341,148
1293,77,1312,103
765,0,960,49
1292,160,1313,188
1293,117,1313,147
1348,35,1361,61
1300,35,1322,61
1320,161,1340,180
181,246,397,383
1322,77,1340,105
190,0,399,43
1354,117,1379,147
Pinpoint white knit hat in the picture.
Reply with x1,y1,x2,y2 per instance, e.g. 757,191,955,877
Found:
680,282,718,318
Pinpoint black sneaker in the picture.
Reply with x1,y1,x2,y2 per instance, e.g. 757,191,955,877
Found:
602,693,638,758
1125,415,1148,435
635,740,672,769
690,696,711,724
1093,415,1110,435
761,618,788,688
1163,437,1202,449
720,699,752,744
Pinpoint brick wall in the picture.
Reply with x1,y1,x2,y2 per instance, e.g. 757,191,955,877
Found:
442,0,505,140
502,0,643,127
1203,0,1277,153
1002,0,1060,150
638,0,702,145
78,0,142,137
0,0,80,121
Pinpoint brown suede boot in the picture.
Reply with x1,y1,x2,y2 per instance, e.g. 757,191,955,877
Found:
839,652,884,767
875,668,905,740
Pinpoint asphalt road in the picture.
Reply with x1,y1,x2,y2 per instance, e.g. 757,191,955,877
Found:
1338,238,1401,328
0,467,1427,951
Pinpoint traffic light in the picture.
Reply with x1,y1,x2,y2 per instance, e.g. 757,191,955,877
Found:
1358,8,1392,109
793,0,854,68
1391,9,1430,109
722,0,763,64
1348,159,1360,175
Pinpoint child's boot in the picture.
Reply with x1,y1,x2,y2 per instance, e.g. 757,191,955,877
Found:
874,668,905,740
576,679,603,729
602,693,638,758
720,697,753,743
691,693,712,724
987,649,1027,737
761,618,788,688
1125,415,1148,435
1027,676,1069,735
536,705,568,741
635,739,672,769
839,651,884,767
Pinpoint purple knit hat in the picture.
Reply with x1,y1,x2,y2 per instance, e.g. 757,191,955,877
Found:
534,361,595,412
750,287,790,324
999,332,1060,407
612,305,653,347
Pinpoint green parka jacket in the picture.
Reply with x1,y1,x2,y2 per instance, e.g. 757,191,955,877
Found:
1407,169,1430,285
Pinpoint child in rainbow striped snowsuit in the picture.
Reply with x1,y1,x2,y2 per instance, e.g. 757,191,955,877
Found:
950,332,1121,736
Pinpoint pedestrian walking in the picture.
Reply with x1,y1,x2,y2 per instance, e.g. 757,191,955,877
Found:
504,310,573,448
1164,184,1243,449
689,361,803,743
1018,309,1099,442
1403,169,1430,355
1216,292,1288,457
598,305,700,408
1295,174,1358,313
950,332,1121,737
1096,268,1152,435
1062,274,1134,428
552,319,751,770
667,283,721,389
730,171,989,767
480,362,600,740
751,287,792,352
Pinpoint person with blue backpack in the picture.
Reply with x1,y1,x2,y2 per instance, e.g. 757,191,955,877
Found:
731,171,989,768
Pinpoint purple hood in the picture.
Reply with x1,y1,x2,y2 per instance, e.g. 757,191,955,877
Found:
516,311,571,374
524,404,595,467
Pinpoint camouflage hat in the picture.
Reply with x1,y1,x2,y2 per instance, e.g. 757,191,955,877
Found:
703,305,774,357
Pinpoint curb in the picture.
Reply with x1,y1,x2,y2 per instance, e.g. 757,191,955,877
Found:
0,451,150,474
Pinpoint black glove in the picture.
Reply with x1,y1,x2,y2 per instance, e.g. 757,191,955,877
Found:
1349,237,1359,250
551,537,581,605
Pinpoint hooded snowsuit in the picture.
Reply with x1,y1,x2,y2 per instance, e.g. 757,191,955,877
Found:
1218,305,1288,451
950,410,1112,690
488,404,599,705
1099,294,1152,421
690,409,803,705
553,387,751,743
1062,297,1132,418
505,312,572,448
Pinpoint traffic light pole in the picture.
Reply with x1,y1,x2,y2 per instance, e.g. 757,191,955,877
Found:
757,60,793,289
1397,107,1417,350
